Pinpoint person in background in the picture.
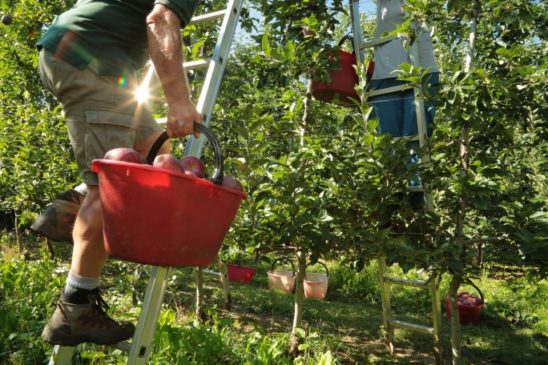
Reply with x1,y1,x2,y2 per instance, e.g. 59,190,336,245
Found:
368,0,440,205
37,0,201,346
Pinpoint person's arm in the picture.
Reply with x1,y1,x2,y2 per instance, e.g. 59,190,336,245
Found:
146,4,202,138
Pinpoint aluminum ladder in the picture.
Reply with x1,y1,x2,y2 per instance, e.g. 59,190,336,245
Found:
349,1,442,363
48,0,243,363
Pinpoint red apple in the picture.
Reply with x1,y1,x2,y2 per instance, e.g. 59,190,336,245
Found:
153,154,183,173
179,156,205,178
104,147,142,163
2,14,12,25
222,175,243,191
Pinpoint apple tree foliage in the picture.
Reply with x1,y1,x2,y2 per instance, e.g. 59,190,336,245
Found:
218,0,547,280
0,0,78,228
0,0,545,280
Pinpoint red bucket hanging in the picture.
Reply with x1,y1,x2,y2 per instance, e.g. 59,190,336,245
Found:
311,50,359,106
311,35,375,107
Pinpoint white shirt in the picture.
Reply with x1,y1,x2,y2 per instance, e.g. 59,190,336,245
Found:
372,0,439,80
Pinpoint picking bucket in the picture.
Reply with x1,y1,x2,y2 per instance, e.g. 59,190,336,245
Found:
304,261,329,300
91,124,246,267
311,50,359,106
227,263,256,284
310,35,375,107
445,280,484,325
267,257,295,294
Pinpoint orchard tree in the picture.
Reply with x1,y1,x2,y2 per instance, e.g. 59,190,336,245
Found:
0,0,78,236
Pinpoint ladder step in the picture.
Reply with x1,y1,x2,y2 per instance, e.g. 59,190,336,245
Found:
383,275,429,288
183,59,210,71
393,135,420,142
190,9,227,25
389,319,434,334
368,84,407,97
360,35,399,49
202,269,223,277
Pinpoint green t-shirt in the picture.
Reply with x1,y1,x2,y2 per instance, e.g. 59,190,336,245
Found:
37,0,199,76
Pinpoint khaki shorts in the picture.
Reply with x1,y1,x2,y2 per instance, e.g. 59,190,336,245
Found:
38,50,161,186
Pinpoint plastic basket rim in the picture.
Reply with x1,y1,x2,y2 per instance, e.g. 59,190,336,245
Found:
92,159,246,199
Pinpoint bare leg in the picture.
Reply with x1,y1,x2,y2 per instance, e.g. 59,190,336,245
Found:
70,186,107,277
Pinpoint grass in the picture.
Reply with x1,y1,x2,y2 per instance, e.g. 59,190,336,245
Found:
1,235,547,364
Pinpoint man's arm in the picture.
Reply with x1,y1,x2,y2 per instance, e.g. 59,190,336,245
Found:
146,4,202,137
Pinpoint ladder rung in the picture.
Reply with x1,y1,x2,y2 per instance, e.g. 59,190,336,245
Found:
190,9,227,25
183,59,210,71
368,84,407,97
202,269,223,277
383,275,429,288
389,319,434,334
361,35,399,49
406,185,424,192
112,341,131,352
393,135,420,142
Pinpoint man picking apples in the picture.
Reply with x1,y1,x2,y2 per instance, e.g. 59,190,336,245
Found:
37,0,202,346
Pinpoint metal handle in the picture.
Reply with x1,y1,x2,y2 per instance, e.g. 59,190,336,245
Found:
146,123,224,185
305,261,329,277
270,257,295,275
463,278,484,304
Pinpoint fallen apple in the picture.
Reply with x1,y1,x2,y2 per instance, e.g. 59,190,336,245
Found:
1,14,12,25
180,156,205,178
221,175,243,191
153,154,183,173
104,147,142,163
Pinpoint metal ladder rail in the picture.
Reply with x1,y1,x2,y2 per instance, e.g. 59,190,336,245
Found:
48,1,243,363
348,1,442,363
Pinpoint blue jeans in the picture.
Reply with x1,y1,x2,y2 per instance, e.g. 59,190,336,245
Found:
368,72,440,209
368,72,440,137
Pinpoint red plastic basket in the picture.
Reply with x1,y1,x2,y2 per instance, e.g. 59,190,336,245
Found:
91,124,246,267
227,264,256,284
445,283,485,325
310,35,375,107
311,50,359,106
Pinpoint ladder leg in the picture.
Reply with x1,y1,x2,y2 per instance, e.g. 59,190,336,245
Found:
378,257,394,352
195,267,206,321
127,266,170,364
218,256,232,310
49,345,75,365
431,274,443,365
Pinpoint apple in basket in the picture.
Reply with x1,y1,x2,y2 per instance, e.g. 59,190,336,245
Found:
222,175,243,191
180,156,205,178
104,147,142,163
153,154,184,173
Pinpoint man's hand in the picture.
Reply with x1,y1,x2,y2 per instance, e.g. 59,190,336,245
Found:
147,4,202,138
166,101,203,138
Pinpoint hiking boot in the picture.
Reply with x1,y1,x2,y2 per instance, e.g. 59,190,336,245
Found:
31,189,85,242
41,289,135,346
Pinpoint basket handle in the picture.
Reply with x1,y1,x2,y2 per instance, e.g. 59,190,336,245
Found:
146,123,224,185
338,34,356,54
271,257,295,274
463,278,484,304
305,261,329,277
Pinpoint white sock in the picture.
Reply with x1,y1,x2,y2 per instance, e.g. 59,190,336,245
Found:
64,271,100,292
74,183,88,196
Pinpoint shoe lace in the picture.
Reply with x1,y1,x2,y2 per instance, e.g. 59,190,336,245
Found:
89,289,115,322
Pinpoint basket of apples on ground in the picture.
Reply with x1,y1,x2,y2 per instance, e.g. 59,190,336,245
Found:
91,124,246,268
445,280,484,325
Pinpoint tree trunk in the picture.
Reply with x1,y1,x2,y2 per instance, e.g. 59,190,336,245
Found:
448,275,463,365
194,267,207,322
289,249,307,356
450,3,479,364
